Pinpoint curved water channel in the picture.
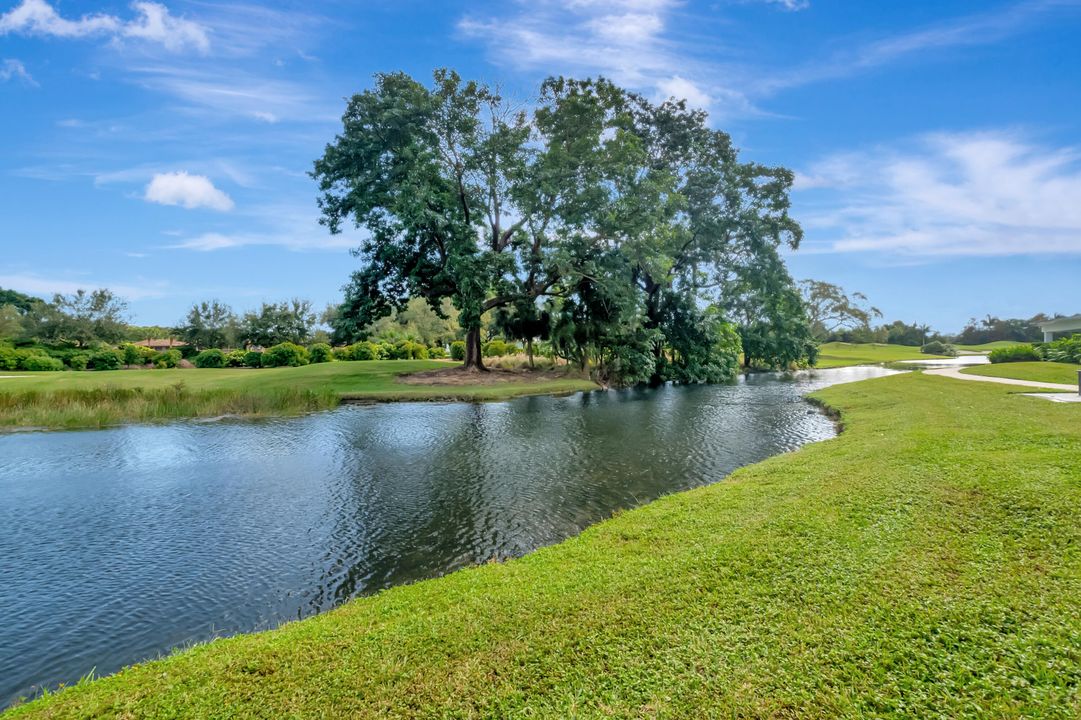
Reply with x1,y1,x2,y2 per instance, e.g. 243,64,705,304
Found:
0,366,899,707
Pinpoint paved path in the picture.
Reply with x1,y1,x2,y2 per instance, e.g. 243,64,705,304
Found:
925,367,1078,391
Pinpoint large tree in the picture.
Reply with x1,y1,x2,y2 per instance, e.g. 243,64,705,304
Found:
315,70,812,380
31,289,129,347
800,280,882,341
239,299,316,348
177,300,236,350
313,71,634,370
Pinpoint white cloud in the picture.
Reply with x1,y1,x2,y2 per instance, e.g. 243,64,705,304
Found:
656,76,711,108
120,2,209,53
144,172,234,211
457,0,761,116
796,131,1081,257
0,0,208,53
0,58,35,84
167,204,359,252
0,273,166,300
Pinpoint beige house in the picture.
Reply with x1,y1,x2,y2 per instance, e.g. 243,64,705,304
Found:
1039,315,1081,342
133,338,188,353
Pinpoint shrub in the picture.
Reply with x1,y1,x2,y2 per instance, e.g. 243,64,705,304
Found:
1042,334,1081,364
244,350,263,368
87,349,123,371
450,340,466,361
989,343,1041,364
308,343,334,364
262,342,310,367
156,349,182,369
194,349,227,368
121,344,143,366
920,341,957,357
386,341,412,360
225,349,247,367
0,345,16,371
429,345,447,359
20,355,65,371
408,341,428,359
68,353,89,371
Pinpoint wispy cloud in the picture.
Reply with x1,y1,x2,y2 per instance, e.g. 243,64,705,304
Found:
458,0,760,116
460,0,1079,119
167,204,360,252
0,57,35,84
0,272,168,300
759,0,1079,93
0,0,210,53
144,171,234,211
795,131,1081,257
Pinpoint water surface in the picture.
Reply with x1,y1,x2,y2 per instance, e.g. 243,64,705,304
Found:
0,366,897,707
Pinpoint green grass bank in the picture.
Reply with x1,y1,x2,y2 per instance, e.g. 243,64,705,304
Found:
7,372,1080,718
815,341,946,368
0,361,598,429
961,361,1081,386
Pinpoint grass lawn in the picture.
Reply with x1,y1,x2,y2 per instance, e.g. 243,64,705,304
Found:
7,373,1080,718
815,341,946,368
962,361,1080,386
954,340,1020,351
0,361,598,429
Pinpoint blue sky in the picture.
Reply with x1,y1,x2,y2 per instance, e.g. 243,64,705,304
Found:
2,0,1080,332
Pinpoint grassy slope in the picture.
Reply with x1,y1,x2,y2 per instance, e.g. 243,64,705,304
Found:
954,341,1019,351
962,361,1080,386
815,341,945,368
8,373,1080,718
0,361,599,428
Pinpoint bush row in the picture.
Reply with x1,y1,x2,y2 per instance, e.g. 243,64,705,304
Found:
988,337,1081,365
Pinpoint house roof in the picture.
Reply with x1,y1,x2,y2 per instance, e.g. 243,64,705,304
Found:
133,339,187,347
1039,314,1081,332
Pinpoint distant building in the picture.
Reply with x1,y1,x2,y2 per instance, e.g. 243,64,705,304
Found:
1039,315,1081,342
133,338,188,353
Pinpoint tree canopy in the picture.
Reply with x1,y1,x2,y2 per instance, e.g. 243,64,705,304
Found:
314,69,815,383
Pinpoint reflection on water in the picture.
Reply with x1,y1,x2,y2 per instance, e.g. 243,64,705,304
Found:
0,366,898,707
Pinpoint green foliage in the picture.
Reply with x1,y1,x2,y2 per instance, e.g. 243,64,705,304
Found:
335,342,380,361
988,344,1042,364
156,350,182,369
428,345,446,359
240,300,315,348
958,314,1049,345
920,341,957,357
1041,334,1081,364
450,341,466,361
88,349,123,371
68,353,89,371
32,289,129,347
121,343,143,366
308,343,334,364
0,286,45,314
0,303,25,339
482,339,515,358
194,349,227,369
19,354,65,371
177,300,235,350
225,350,247,368
800,280,881,341
262,342,310,368
243,351,263,368
0,344,17,371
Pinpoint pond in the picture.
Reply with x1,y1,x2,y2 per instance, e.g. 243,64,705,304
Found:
0,366,899,707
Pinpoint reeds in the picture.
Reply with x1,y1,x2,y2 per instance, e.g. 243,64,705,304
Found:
0,383,340,429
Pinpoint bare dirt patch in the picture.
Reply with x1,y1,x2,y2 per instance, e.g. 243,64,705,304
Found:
397,366,582,386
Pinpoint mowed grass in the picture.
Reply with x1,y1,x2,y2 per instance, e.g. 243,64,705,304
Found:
962,361,1081,386
7,373,1081,718
954,341,1020,351
0,361,598,429
815,341,946,368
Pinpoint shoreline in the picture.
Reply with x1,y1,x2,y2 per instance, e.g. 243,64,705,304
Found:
7,372,1080,716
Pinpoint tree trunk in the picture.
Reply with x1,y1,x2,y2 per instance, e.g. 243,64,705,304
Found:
526,338,534,369
462,326,487,371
